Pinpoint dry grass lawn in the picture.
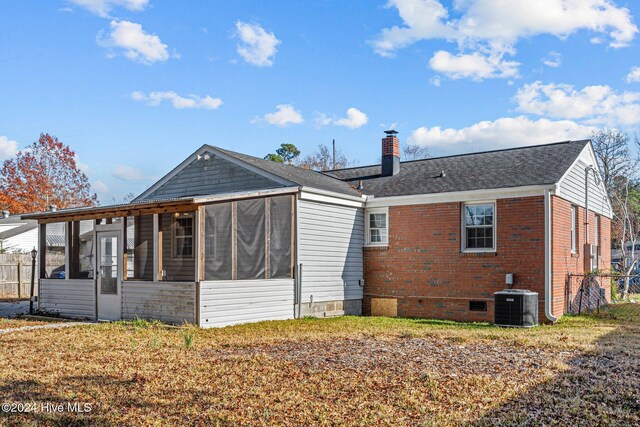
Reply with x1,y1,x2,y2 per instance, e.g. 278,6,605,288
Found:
0,305,639,426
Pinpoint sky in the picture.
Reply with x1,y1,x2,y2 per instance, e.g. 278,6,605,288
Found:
1,0,639,203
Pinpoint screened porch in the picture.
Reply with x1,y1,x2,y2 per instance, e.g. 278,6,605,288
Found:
27,189,297,325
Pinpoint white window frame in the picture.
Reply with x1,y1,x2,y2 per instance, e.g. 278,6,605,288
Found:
365,207,389,247
594,214,600,252
172,213,195,259
570,205,577,254
461,201,496,253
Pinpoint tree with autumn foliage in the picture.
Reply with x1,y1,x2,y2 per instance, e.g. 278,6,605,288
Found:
0,133,97,214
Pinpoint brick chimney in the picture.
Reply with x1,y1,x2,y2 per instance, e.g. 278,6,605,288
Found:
381,129,400,176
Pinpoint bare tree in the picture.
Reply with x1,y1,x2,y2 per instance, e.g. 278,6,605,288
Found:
297,144,351,171
591,129,636,192
402,144,430,161
612,177,640,299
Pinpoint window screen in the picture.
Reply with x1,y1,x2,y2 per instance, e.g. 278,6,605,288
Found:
132,215,153,280
269,196,293,279
204,203,232,280
70,220,94,279
464,203,494,250
44,222,65,279
162,213,195,282
236,198,266,280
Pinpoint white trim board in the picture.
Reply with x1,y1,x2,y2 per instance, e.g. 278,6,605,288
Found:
299,188,366,208
364,185,554,208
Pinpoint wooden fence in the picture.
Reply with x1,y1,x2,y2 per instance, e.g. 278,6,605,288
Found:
0,253,65,299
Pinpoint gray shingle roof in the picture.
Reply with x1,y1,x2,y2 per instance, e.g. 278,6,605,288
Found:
323,140,590,198
211,146,362,197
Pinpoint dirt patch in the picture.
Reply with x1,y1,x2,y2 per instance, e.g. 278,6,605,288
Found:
205,336,576,379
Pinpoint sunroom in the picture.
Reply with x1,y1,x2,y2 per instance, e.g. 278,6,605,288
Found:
23,188,297,327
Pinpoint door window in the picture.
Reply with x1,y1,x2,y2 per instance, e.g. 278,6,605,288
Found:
99,235,118,295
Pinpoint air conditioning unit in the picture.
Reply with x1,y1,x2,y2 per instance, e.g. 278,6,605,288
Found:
494,290,538,327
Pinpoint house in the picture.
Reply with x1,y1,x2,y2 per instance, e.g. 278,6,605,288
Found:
21,132,612,326
0,212,38,253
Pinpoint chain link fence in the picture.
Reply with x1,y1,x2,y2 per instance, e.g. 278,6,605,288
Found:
566,273,638,314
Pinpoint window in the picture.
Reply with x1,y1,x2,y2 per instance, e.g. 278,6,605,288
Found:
594,214,600,251
43,222,65,279
69,220,94,279
462,203,495,251
173,214,194,258
129,215,154,281
366,208,388,246
570,206,577,254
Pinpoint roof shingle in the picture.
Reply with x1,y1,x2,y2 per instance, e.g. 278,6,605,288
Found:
323,140,589,198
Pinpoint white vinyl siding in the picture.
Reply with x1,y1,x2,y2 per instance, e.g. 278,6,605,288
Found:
557,145,612,218
199,279,294,328
298,200,364,303
39,279,95,319
122,281,196,325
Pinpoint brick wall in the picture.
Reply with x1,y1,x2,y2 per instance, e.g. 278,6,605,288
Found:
363,196,546,322
550,196,611,317
381,136,399,157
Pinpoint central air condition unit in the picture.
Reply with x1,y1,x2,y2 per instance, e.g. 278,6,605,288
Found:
494,289,538,327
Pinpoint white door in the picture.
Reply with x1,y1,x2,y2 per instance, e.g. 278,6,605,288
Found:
96,231,121,320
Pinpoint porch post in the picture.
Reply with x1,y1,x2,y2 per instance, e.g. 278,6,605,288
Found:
64,222,71,280
153,213,160,282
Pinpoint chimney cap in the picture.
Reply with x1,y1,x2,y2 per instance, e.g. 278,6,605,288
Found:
384,129,399,136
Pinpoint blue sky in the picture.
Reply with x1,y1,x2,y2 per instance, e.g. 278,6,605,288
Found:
1,0,639,202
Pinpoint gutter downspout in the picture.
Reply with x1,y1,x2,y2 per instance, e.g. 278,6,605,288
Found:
545,189,558,323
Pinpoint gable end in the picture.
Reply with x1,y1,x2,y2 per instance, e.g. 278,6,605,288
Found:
136,148,288,201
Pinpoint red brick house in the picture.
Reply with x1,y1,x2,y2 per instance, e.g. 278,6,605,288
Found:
25,132,611,326
326,133,612,323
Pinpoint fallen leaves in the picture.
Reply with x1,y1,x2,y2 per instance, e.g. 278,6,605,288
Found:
0,304,638,426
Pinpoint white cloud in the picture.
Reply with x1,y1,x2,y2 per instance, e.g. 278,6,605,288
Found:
313,108,369,129
93,180,109,194
408,116,594,149
74,155,91,174
313,112,332,127
372,0,453,57
514,81,640,126
373,0,638,79
131,91,223,110
98,20,169,64
0,136,18,160
627,66,640,83
235,21,280,67
429,50,519,80
542,51,562,68
333,108,369,129
69,0,148,17
259,104,304,127
111,164,146,181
